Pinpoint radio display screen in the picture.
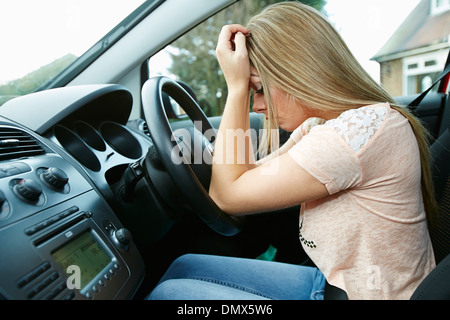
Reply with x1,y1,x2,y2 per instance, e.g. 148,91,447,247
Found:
52,230,112,290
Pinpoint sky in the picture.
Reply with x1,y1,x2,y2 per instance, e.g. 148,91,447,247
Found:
0,0,421,84
325,0,421,82
0,0,145,84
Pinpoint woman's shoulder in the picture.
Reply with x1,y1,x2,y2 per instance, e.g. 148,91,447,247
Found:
320,103,389,154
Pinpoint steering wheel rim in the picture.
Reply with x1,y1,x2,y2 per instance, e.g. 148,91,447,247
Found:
141,76,244,236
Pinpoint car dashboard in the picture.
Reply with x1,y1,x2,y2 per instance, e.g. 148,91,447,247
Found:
0,85,152,300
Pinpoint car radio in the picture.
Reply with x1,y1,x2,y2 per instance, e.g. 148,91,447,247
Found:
23,209,131,300
0,189,145,300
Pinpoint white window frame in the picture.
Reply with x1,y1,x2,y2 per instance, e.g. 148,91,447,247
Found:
431,0,450,15
402,51,447,95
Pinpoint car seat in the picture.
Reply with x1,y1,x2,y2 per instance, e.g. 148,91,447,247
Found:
410,115,450,300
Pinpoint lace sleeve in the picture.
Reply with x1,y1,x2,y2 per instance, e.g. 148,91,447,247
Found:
323,106,388,154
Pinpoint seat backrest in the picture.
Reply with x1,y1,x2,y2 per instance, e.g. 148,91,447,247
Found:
410,117,450,300
438,95,450,137
410,253,450,300
429,123,450,264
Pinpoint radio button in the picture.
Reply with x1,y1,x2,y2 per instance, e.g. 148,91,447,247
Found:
84,291,93,299
103,220,116,235
43,282,66,300
26,271,58,299
0,162,31,178
24,206,79,236
17,262,51,288
108,268,116,276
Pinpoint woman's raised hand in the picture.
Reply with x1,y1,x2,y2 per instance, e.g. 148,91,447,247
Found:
215,24,251,93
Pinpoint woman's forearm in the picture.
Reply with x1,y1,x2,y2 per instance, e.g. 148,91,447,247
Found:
209,88,255,199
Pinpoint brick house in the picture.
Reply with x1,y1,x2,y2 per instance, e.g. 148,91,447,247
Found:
372,0,450,97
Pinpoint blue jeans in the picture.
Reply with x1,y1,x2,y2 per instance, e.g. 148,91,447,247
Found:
148,254,325,300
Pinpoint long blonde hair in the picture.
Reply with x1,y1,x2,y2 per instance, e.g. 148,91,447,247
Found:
246,1,437,222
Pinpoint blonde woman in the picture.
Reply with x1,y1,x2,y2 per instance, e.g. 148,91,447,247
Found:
149,2,436,300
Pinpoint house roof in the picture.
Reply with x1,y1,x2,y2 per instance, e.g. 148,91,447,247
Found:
372,0,450,62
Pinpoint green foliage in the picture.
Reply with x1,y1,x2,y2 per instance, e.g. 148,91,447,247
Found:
166,0,327,117
0,54,77,106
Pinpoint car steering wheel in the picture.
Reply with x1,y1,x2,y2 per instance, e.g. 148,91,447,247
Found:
141,76,244,236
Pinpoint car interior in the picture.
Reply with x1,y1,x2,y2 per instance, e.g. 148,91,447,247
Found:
0,0,448,300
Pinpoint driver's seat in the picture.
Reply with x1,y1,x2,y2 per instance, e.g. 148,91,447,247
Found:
410,118,450,300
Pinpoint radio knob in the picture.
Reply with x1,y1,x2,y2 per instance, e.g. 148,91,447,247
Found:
14,179,42,202
42,167,68,190
113,228,132,249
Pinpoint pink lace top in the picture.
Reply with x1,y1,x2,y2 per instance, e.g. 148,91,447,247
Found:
288,103,435,299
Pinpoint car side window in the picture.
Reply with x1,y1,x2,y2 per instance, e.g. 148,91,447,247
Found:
148,0,449,119
148,1,327,118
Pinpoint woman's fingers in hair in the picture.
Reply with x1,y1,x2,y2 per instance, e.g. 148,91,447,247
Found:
216,24,251,91
217,24,249,51
233,32,248,56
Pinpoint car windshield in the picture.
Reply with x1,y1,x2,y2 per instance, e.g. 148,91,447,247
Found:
1,0,448,108
0,0,147,106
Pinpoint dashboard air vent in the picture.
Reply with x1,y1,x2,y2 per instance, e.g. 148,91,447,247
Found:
0,127,45,161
